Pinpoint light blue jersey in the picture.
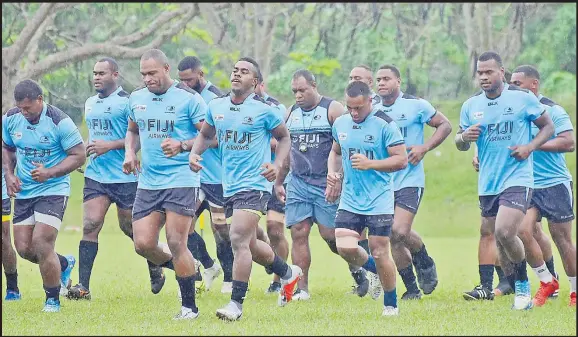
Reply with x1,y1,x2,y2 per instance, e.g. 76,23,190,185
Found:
198,81,223,185
459,84,545,196
128,81,207,190
205,93,283,197
2,168,7,200
2,103,84,199
84,86,137,184
532,95,573,188
332,110,405,215
376,91,436,190
263,92,292,184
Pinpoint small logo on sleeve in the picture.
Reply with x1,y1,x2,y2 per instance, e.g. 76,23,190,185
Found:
214,114,225,121
338,133,347,141
473,111,484,120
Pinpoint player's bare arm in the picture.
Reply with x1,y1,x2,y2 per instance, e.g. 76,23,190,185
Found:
538,130,575,153
31,142,86,183
354,143,408,172
409,111,452,165
510,111,554,161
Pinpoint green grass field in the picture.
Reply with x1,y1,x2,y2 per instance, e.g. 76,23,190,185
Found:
2,99,577,335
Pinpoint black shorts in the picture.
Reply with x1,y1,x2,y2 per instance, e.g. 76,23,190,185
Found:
479,186,533,218
224,190,271,219
394,187,424,214
530,182,575,223
83,177,138,210
196,183,225,218
2,198,10,217
132,187,199,222
267,184,287,214
13,196,69,230
335,209,393,237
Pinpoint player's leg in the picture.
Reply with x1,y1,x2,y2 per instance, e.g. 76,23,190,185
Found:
264,209,288,294
394,188,437,295
494,188,533,310
209,205,233,293
517,207,557,306
391,206,421,300
533,221,557,281
2,199,20,300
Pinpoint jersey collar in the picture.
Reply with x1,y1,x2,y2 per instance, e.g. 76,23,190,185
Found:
200,81,212,96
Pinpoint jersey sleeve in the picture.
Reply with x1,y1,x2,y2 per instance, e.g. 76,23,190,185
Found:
264,106,283,131
189,93,208,125
204,102,215,127
418,99,437,124
524,92,545,121
127,95,136,122
383,121,405,147
58,118,84,151
551,106,574,135
331,123,339,144
459,101,471,132
1,115,15,149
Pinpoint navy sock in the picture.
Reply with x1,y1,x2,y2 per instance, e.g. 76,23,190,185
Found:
362,256,377,274
398,265,420,293
231,280,249,305
383,288,397,308
43,285,60,302
176,275,198,312
216,240,233,282
479,264,494,290
545,257,556,277
411,244,434,269
358,239,370,254
495,265,506,282
506,273,516,289
78,240,98,289
513,259,528,282
269,255,289,278
187,231,214,269
57,253,68,272
160,259,175,270
5,272,18,292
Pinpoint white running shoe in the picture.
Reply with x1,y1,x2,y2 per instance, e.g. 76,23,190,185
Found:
293,288,311,301
368,272,383,300
512,280,533,310
382,306,399,316
203,262,222,291
216,301,243,321
278,265,303,307
221,281,233,294
173,306,199,320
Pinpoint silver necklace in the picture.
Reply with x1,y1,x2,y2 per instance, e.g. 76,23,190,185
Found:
298,96,321,153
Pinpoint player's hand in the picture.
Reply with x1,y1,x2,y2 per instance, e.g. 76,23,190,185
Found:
462,123,482,142
161,138,182,158
189,153,203,172
407,145,428,165
326,172,343,189
260,163,278,182
122,152,141,176
351,153,373,170
86,139,112,158
472,155,479,172
30,162,52,183
509,145,532,161
274,183,286,204
325,179,342,203
4,173,22,197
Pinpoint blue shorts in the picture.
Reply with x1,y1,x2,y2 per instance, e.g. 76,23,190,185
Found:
285,176,338,228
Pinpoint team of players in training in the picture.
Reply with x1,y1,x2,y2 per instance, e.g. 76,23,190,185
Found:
1,48,576,321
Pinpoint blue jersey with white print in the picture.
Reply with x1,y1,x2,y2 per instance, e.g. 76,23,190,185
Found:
532,95,573,188
198,81,223,185
205,93,283,197
2,104,84,199
128,81,207,190
263,92,292,184
84,86,137,184
459,84,545,196
376,91,436,190
332,110,405,215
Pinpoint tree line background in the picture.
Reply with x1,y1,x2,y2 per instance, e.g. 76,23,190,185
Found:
2,3,576,123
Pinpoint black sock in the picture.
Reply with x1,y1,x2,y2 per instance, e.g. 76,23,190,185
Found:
411,244,434,269
5,271,18,292
545,257,556,277
506,273,516,289
479,264,494,290
176,275,198,312
44,285,60,302
495,265,506,282
231,280,249,305
358,239,370,254
160,259,175,270
216,240,234,282
187,231,214,269
268,255,289,278
398,265,420,293
57,253,69,272
513,259,528,282
78,240,98,289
